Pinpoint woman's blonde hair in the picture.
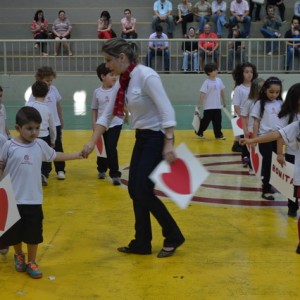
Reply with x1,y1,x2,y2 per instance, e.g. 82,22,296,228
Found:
101,38,139,64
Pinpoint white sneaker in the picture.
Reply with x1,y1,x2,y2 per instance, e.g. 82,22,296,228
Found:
57,171,66,180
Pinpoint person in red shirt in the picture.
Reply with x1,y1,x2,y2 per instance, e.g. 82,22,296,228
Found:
198,23,220,71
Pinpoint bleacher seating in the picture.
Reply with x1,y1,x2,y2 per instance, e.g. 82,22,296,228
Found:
0,0,297,73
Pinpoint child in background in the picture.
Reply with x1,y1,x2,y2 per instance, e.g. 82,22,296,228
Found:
276,83,300,217
195,63,226,140
232,62,258,165
29,66,66,180
0,86,11,138
240,78,265,174
251,77,283,200
91,63,123,185
0,106,83,278
27,81,56,186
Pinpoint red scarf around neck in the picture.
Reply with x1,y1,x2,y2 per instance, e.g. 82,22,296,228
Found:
113,63,136,116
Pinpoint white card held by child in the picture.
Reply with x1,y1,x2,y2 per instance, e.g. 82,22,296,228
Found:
0,175,20,237
149,143,209,209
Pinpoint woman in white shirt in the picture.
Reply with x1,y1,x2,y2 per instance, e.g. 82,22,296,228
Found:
82,38,185,258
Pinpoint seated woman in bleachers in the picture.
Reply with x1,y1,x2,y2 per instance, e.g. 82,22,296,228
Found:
181,26,198,72
31,10,49,56
52,10,72,56
175,0,194,38
120,9,137,39
97,11,116,39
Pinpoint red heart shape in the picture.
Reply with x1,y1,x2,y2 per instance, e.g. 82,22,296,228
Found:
251,147,260,173
0,188,8,231
161,158,191,195
237,117,243,129
96,138,103,155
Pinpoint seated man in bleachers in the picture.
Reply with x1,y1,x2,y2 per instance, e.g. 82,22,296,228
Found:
229,0,251,37
211,0,229,38
146,25,170,71
198,23,220,72
285,17,300,71
260,5,282,55
227,24,247,71
266,0,285,23
152,0,174,38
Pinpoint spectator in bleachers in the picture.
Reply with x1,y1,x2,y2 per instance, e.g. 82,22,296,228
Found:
193,0,212,34
146,25,170,71
284,17,300,71
198,23,220,72
211,0,229,37
31,10,49,56
229,0,251,37
227,24,247,71
266,0,285,23
121,9,137,39
294,1,300,22
97,11,116,39
249,0,262,22
52,10,72,56
260,5,282,55
152,0,174,38
175,0,194,37
181,26,198,72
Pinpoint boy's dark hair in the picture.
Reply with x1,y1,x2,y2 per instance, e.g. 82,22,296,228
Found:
96,63,111,81
0,86,3,92
32,81,49,98
16,106,42,126
35,66,56,80
155,25,163,33
124,8,131,14
204,63,218,75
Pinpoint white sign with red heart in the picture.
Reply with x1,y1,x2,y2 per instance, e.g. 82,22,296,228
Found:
249,144,263,179
95,136,107,158
149,143,209,209
0,175,20,237
231,116,244,137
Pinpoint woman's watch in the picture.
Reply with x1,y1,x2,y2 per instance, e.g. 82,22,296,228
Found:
165,133,174,140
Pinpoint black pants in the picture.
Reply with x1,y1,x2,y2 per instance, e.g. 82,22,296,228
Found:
198,108,223,138
52,125,65,174
285,153,299,212
180,13,194,35
97,125,122,178
127,129,184,252
34,32,48,53
249,0,261,21
39,135,52,178
259,141,277,193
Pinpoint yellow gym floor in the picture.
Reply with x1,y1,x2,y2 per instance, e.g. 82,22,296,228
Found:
1,129,300,300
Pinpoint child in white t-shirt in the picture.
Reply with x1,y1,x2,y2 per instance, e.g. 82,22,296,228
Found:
26,81,56,186
195,63,226,140
0,106,82,279
91,63,123,185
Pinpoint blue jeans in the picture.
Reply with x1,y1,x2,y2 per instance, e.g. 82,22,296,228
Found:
260,27,278,53
152,15,174,34
229,15,251,36
146,48,170,71
196,15,210,32
286,46,300,70
212,14,227,36
127,129,184,252
182,51,198,71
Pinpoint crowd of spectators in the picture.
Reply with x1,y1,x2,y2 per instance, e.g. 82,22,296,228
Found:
29,1,300,72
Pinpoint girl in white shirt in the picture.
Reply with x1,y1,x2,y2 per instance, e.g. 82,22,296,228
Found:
83,38,185,258
251,77,283,200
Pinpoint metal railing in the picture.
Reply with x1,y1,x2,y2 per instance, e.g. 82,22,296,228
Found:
0,38,298,74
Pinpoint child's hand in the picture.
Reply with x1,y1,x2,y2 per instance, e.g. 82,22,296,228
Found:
277,154,286,167
82,143,94,158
